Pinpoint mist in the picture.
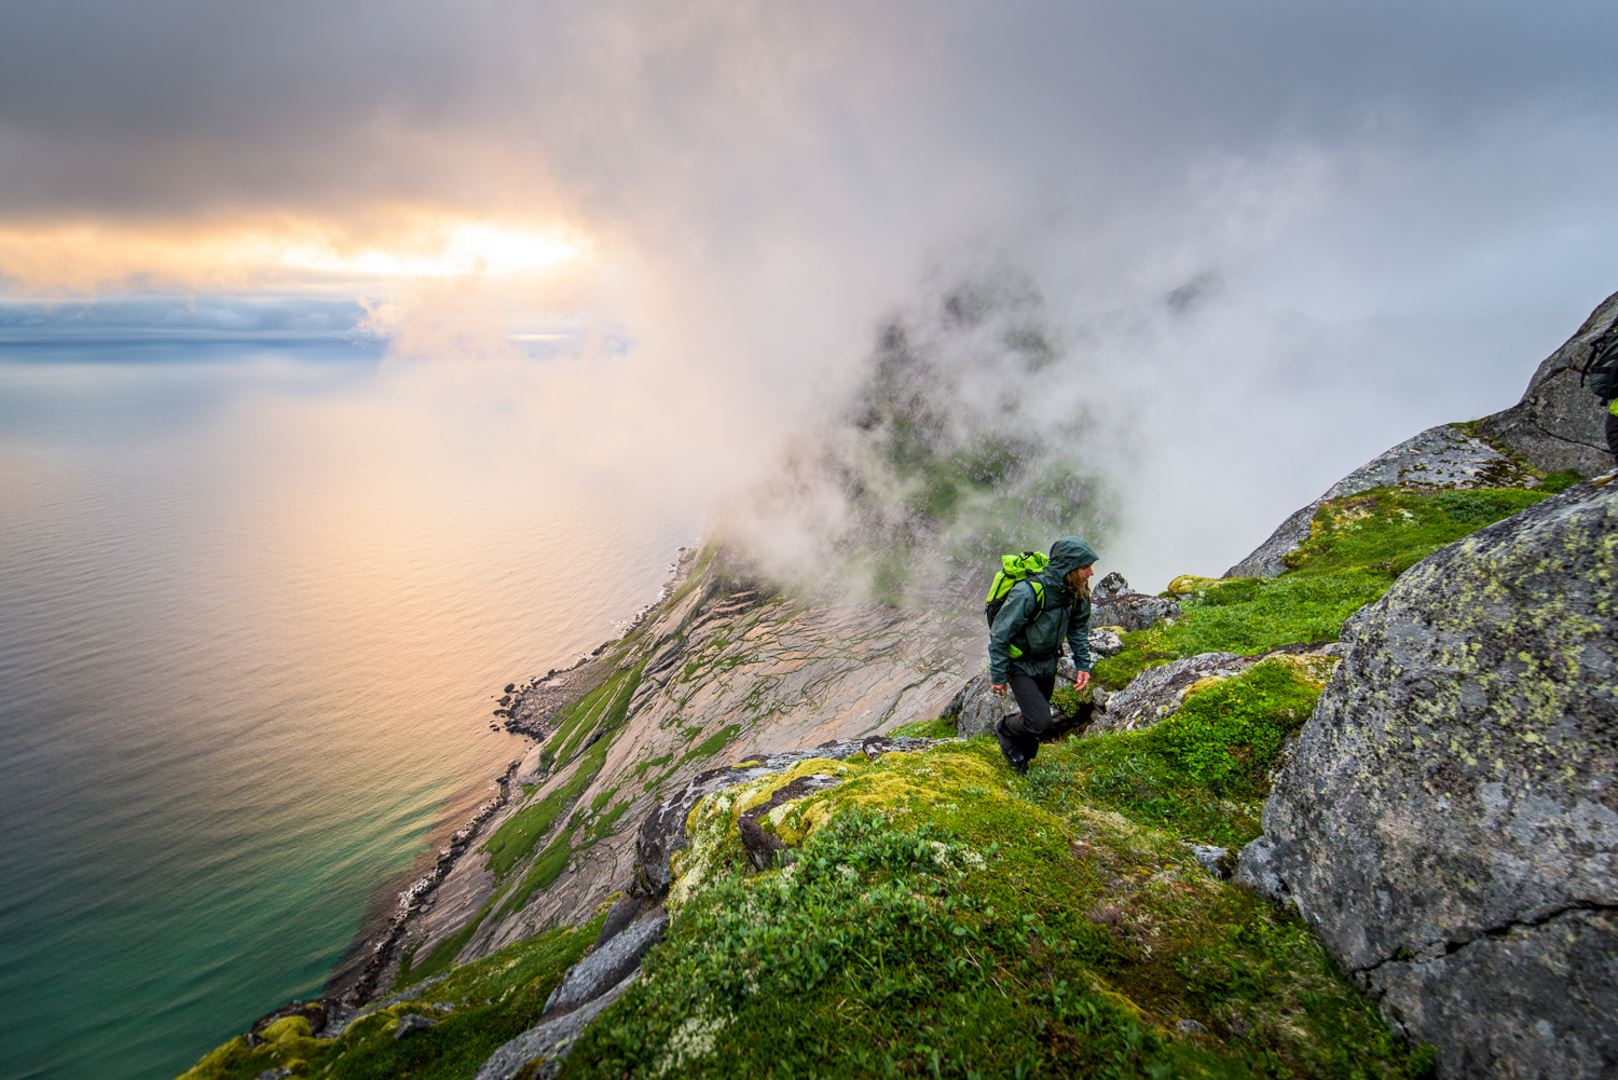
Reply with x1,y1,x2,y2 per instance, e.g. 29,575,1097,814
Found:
4,2,1617,590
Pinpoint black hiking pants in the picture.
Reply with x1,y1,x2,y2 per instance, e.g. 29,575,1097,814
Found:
1004,670,1056,763
1606,403,1618,466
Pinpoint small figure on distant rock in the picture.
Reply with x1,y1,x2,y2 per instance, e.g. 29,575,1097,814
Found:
1578,314,1618,465
987,536,1099,773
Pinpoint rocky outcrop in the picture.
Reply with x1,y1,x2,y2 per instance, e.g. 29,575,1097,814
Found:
1091,570,1181,632
1224,424,1535,578
633,735,941,899
1475,290,1618,476
1237,479,1618,1078
1088,643,1342,736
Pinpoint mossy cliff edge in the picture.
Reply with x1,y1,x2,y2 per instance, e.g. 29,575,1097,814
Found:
182,291,1617,1078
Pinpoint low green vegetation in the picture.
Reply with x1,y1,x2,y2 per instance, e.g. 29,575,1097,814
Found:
885,714,959,739
482,737,610,879
1095,485,1551,689
182,918,604,1080
546,664,645,770
499,829,577,917
564,698,1432,1077
682,723,742,765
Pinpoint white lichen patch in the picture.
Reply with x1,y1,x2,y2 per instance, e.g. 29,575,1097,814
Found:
655,1008,732,1077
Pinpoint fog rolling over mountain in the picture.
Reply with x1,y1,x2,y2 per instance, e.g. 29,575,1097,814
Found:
722,271,1120,605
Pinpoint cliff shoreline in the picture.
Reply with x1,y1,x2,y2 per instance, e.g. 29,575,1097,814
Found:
320,546,699,1012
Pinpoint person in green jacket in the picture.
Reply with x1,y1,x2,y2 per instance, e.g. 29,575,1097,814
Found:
1606,397,1617,467
989,536,1098,773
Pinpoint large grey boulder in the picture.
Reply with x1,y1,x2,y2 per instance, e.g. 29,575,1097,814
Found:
1237,479,1618,1078
1224,424,1534,578
1475,290,1618,476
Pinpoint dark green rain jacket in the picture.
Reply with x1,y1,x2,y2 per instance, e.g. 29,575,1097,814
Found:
988,536,1098,684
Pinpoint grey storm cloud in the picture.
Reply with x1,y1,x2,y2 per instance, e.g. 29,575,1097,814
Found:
1,1,1615,221
2,1,1616,586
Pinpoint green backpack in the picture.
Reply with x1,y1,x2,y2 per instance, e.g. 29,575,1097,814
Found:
985,551,1048,658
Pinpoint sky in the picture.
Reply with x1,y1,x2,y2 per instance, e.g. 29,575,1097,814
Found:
3,0,1617,585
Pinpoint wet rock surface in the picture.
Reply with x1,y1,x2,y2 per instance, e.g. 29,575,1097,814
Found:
1224,423,1535,579
475,971,640,1080
391,1013,436,1040
544,911,667,1015
1238,480,1618,1077
1475,289,1618,477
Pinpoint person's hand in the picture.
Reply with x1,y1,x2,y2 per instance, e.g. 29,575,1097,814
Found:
1073,671,1091,692
992,683,1008,697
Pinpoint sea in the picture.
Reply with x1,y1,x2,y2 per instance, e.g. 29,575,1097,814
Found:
0,340,697,1080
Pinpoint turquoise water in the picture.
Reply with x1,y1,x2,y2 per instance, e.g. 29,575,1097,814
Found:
0,344,696,1079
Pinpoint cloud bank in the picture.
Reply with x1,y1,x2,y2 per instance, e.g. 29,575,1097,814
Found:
4,1,1617,586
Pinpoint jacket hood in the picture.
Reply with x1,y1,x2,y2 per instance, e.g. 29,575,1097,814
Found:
1047,536,1099,579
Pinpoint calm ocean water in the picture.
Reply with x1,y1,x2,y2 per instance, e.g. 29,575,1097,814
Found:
0,343,696,1080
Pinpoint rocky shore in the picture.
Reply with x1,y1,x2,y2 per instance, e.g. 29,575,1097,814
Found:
319,546,700,1017
494,547,697,738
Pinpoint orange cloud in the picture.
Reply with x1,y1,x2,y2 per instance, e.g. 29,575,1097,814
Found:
0,211,593,295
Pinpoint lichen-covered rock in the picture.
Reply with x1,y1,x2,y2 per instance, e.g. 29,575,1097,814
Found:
1224,424,1535,578
1089,644,1342,736
633,737,939,899
1475,289,1618,476
1091,592,1180,633
1088,628,1124,658
391,1013,436,1040
1237,480,1618,1078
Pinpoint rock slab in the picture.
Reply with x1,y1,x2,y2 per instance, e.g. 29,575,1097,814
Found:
1224,423,1534,578
1238,480,1618,1078
1476,290,1618,477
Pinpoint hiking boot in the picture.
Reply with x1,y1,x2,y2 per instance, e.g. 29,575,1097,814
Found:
994,718,1029,774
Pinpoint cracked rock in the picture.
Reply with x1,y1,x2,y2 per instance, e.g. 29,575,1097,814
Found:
1240,480,1618,1077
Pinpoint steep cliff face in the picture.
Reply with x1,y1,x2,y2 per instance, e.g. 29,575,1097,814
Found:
382,547,980,990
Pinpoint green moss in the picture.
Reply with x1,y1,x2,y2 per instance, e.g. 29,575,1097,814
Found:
1095,486,1552,690
1068,662,1321,847
563,739,1428,1078
181,918,605,1080
500,830,577,917
546,664,645,769
682,723,743,765
632,752,674,778
482,736,611,879
885,715,958,739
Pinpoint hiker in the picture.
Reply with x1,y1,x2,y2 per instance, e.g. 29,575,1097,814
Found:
1581,315,1618,466
1607,396,1618,467
988,536,1098,772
